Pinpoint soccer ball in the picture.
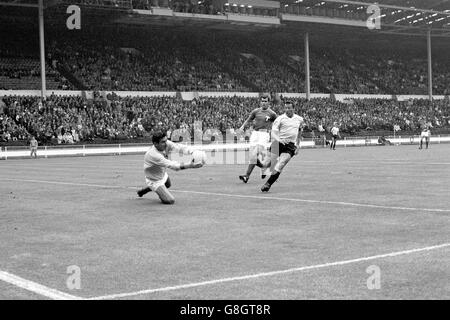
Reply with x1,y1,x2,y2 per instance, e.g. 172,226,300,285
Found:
192,150,207,164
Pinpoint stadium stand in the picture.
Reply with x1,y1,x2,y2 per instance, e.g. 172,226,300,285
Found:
1,3,449,147
2,12,449,94
1,94,449,145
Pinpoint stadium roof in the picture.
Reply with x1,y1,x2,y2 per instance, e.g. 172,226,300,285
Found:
1,0,450,37
279,0,450,36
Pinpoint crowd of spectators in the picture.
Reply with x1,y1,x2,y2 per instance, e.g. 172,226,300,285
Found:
132,0,216,14
2,5,450,95
295,97,450,135
1,94,449,145
0,57,73,90
43,28,449,95
0,114,30,142
47,29,246,92
2,22,449,95
0,94,150,144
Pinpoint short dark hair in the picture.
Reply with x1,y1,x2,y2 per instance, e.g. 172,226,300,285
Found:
152,131,167,144
284,100,294,106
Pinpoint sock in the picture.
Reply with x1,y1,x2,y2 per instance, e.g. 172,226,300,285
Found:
139,187,151,195
246,164,256,177
267,171,281,185
256,159,263,168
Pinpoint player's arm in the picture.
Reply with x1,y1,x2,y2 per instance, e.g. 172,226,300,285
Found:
167,159,203,171
239,109,256,131
296,130,302,148
146,153,202,172
167,140,194,156
295,119,306,154
295,127,303,155
269,110,277,124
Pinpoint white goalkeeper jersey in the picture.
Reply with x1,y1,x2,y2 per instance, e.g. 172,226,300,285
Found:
144,140,194,181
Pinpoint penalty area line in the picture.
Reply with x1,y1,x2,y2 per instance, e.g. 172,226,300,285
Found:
0,270,83,300
171,189,450,213
87,242,450,300
1,178,450,213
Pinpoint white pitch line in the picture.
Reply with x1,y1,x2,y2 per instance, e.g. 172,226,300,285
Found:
1,178,449,213
0,270,83,300
0,178,128,190
1,159,450,170
88,242,450,300
170,189,450,213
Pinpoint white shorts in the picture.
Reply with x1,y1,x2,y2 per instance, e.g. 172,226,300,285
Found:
249,130,270,148
145,172,169,191
421,132,430,138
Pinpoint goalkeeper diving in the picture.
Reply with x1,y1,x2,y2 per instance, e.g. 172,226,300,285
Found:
137,131,204,204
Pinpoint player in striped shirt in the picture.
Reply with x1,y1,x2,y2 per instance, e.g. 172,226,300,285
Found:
136,131,203,204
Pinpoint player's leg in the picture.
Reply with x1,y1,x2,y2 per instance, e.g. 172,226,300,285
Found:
137,186,152,197
261,155,272,178
260,140,279,170
240,143,258,183
255,144,269,178
261,152,292,192
155,185,175,205
138,176,158,197
138,175,170,197
258,132,272,178
419,136,423,149
165,176,171,188
425,136,429,149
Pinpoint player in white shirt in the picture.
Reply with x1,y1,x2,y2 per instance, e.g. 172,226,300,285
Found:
29,136,38,158
330,122,340,150
260,100,305,192
136,131,203,204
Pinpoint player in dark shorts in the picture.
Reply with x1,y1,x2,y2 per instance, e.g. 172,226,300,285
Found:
330,122,340,150
259,100,305,192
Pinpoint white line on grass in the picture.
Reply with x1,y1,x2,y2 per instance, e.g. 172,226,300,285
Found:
170,189,450,213
0,178,127,189
1,178,450,213
88,242,450,300
0,270,83,300
2,158,450,169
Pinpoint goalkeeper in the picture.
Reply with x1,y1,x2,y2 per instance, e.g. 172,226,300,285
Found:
137,131,203,204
